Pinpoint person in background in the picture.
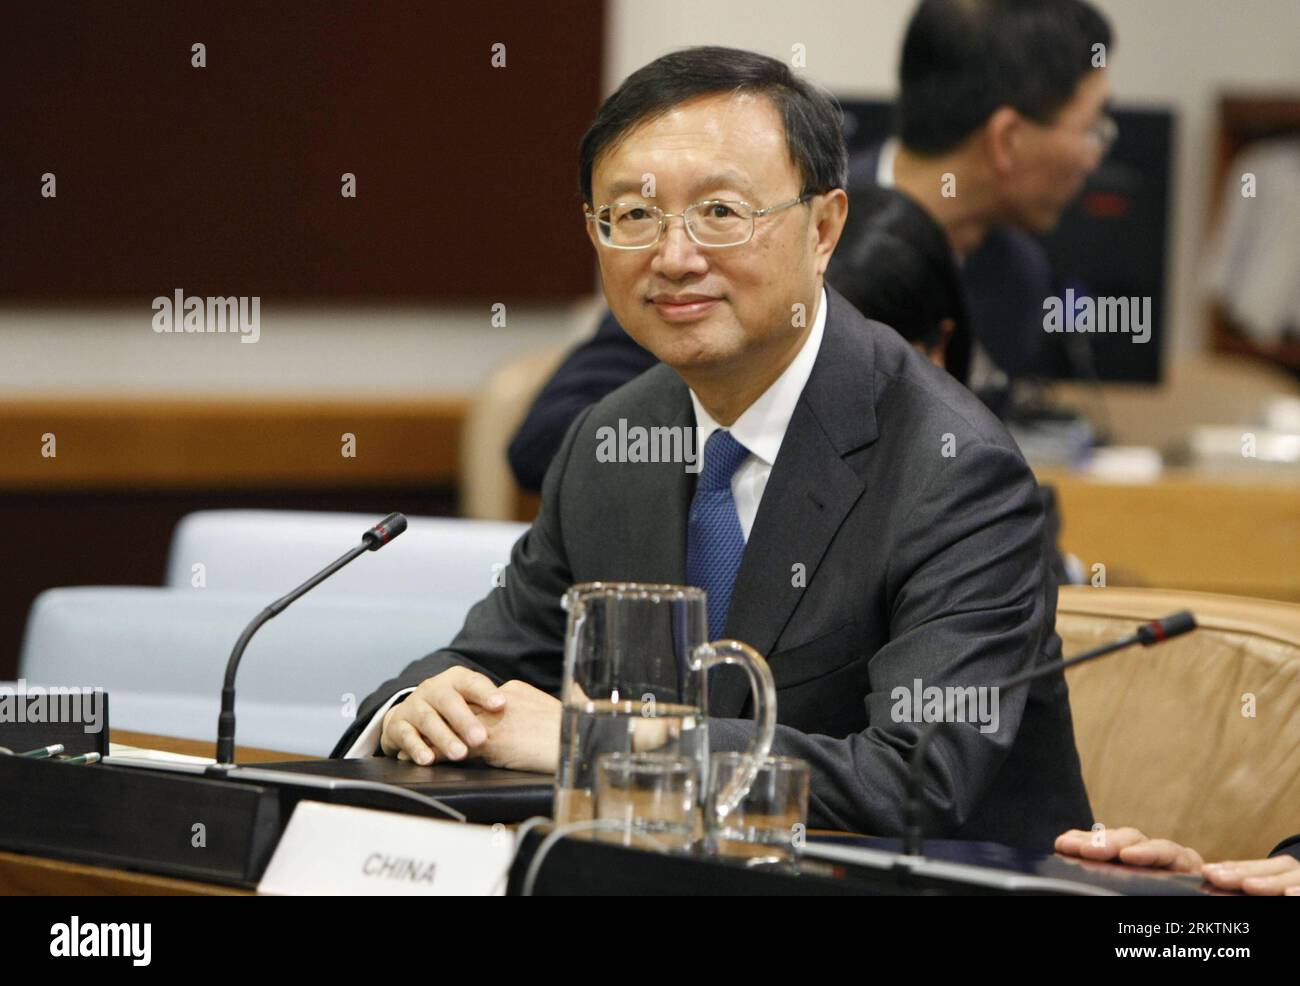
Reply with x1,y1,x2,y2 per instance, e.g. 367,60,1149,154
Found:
861,0,1114,382
826,183,970,382
1055,826,1300,896
509,0,1115,494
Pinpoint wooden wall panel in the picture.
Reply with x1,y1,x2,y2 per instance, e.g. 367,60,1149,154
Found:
0,1,604,300
0,397,465,489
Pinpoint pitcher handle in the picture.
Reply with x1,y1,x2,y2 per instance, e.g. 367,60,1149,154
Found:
695,638,776,819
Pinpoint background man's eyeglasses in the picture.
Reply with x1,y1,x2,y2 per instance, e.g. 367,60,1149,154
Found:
586,194,811,249
1088,114,1119,156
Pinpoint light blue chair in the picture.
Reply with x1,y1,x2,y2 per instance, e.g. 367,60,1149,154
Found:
163,510,527,598
18,511,529,756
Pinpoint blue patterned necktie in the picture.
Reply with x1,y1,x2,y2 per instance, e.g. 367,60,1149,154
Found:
687,429,751,640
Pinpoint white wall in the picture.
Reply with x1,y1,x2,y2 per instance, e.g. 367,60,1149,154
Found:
0,301,600,397
5,0,1297,395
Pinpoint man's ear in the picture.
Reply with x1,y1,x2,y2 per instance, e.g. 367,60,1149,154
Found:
913,340,945,370
919,319,955,369
983,107,1023,176
582,206,599,250
937,317,956,351
813,187,849,277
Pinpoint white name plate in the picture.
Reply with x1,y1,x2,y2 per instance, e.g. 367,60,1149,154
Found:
258,801,513,896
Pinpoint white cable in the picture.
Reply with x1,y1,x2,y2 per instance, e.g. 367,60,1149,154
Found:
520,819,670,896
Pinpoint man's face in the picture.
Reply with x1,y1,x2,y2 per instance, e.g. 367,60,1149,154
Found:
1000,69,1111,232
585,92,836,378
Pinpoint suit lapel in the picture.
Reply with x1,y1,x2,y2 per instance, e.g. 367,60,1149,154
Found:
710,288,880,718
618,370,694,585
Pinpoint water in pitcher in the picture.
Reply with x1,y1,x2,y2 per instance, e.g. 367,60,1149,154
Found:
554,698,707,825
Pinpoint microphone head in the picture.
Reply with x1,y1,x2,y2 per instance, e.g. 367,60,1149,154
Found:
1137,610,1197,646
362,512,408,550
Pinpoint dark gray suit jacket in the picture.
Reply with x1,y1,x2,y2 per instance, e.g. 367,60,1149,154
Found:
333,286,1093,850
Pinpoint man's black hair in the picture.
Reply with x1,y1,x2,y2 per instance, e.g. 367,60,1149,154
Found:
826,183,971,385
898,0,1113,154
579,46,847,206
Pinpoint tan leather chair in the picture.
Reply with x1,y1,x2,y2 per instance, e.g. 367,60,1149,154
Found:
460,346,566,520
1057,585,1300,862
460,297,609,521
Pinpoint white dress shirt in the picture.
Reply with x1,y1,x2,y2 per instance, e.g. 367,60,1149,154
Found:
343,287,828,757
688,286,827,540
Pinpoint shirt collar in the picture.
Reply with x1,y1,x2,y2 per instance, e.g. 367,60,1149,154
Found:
689,285,828,467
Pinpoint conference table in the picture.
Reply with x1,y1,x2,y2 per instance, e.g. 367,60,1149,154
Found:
1,730,851,895
0,731,313,895
0,731,1228,896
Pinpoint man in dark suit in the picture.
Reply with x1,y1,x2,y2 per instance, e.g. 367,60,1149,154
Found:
334,45,1092,850
508,0,1115,493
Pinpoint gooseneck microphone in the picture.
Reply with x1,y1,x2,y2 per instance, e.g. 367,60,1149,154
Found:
901,610,1197,857
214,512,408,766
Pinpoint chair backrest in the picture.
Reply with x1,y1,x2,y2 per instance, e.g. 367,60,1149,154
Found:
460,346,566,520
18,587,476,756
166,510,528,598
1057,585,1300,861
4,510,536,754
